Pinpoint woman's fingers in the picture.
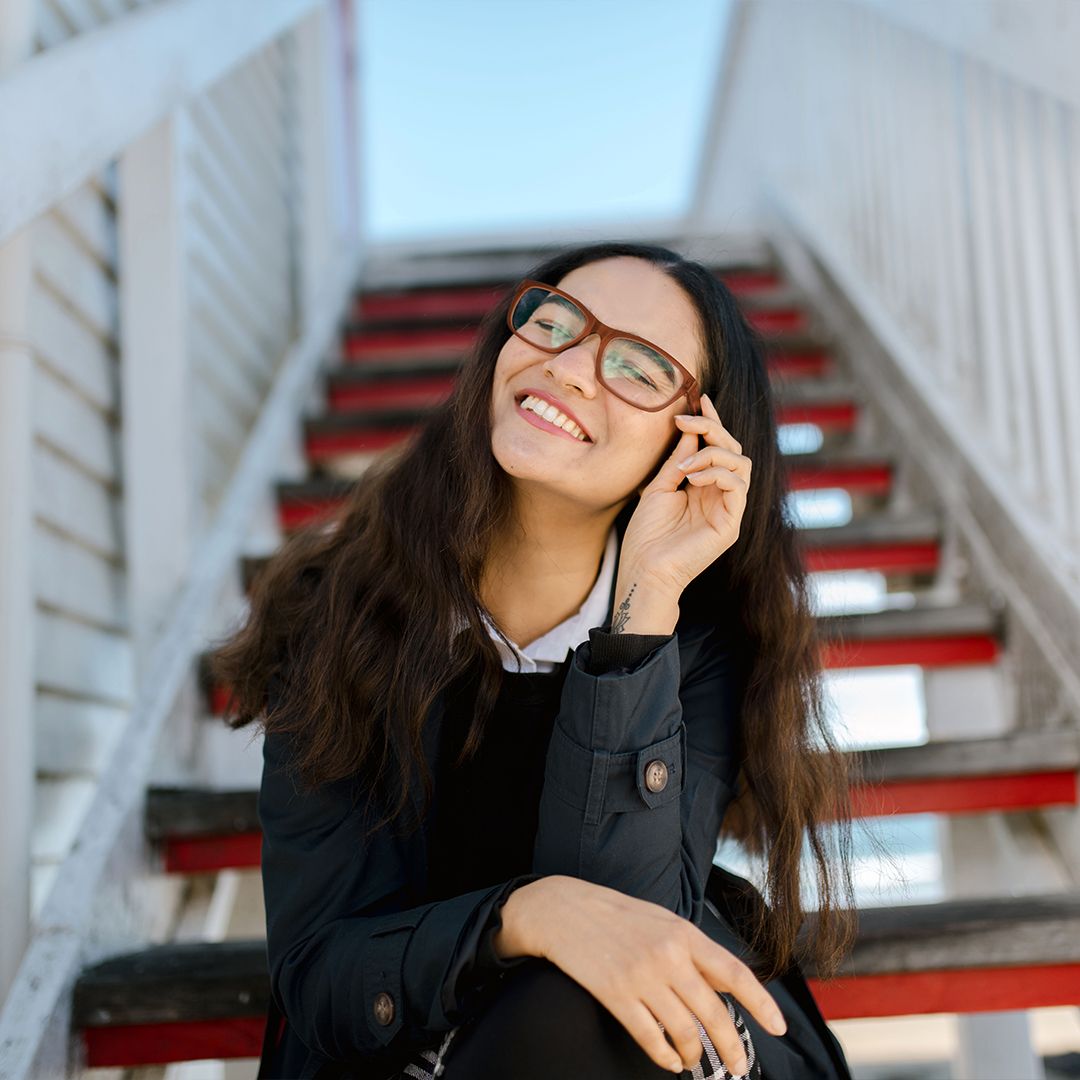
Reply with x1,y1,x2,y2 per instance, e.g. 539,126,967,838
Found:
685,466,748,489
697,943,788,1038
664,973,751,1076
606,997,687,1074
649,980,755,1077
676,444,749,476
674,410,742,456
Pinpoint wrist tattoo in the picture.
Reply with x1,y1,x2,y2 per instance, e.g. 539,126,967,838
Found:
611,582,637,634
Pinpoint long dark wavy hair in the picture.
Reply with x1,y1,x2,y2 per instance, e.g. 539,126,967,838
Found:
209,240,870,982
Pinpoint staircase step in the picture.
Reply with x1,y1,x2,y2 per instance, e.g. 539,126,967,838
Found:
336,306,812,365
767,345,835,380
801,891,1080,1020
330,334,836,383
71,890,1080,1065
281,449,894,512
307,375,864,461
815,600,1002,668
240,509,940,594
800,509,941,576
145,729,1079,874
350,266,788,326
321,355,849,419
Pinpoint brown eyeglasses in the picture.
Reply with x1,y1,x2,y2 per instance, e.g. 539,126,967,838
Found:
506,279,701,415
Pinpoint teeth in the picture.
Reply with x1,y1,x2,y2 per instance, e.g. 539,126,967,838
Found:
520,395,588,441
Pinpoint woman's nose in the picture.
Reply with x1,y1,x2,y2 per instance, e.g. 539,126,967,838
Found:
545,337,601,395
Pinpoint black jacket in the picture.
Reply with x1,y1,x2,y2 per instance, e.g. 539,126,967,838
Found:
255,513,852,1079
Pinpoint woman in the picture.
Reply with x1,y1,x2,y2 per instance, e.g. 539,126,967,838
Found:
210,241,866,1079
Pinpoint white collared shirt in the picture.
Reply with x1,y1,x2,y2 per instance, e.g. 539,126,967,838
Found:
470,526,619,674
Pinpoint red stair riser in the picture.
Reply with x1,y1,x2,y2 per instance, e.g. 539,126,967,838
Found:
768,351,832,378
849,771,1078,818
164,834,263,874
83,1018,266,1068
718,270,783,293
777,403,857,431
810,963,1080,1020
355,285,505,321
802,543,940,575
278,499,340,531
821,634,1001,668
344,326,475,360
306,427,417,459
786,464,892,495
327,377,456,412
746,308,807,333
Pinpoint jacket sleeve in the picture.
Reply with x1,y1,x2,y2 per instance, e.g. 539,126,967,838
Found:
257,680,545,1065
530,622,744,927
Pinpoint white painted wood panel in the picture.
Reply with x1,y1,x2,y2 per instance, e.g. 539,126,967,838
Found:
33,524,126,632
183,36,300,520
31,362,118,487
34,609,134,703
32,441,122,560
27,285,116,411
35,692,128,776
33,215,116,342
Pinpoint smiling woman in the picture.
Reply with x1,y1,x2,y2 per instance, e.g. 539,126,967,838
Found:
207,240,862,1080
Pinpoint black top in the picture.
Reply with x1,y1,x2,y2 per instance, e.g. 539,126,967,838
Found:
426,631,673,975
427,657,573,901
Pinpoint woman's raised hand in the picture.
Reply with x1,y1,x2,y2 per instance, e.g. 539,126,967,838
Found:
499,874,786,1076
620,392,752,599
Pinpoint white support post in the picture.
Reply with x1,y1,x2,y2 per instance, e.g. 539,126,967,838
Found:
0,0,38,1010
338,0,363,252
295,4,333,333
295,0,359,333
119,108,201,671
0,227,36,1013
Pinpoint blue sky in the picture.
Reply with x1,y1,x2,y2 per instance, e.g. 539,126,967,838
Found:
357,0,732,240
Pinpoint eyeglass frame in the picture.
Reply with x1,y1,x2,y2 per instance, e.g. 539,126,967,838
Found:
505,278,703,415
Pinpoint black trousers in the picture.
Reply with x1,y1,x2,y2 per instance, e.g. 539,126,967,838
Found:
434,958,762,1080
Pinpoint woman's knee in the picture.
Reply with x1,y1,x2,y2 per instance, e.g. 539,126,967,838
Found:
443,959,670,1079
465,960,607,1054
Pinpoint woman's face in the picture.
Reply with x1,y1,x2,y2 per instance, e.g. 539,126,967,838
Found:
490,256,705,512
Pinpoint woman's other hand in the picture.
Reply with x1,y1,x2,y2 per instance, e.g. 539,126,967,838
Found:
496,875,786,1076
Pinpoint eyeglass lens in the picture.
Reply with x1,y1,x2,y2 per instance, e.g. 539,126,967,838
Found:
510,286,682,410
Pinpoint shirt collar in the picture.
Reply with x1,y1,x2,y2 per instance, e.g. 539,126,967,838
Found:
454,525,619,674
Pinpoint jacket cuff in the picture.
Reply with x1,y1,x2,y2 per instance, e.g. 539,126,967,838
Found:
473,874,544,974
432,872,544,1024
586,627,675,675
